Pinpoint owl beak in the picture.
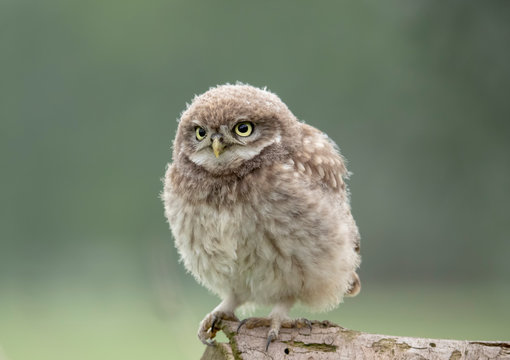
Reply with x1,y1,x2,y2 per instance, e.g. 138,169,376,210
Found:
212,137,225,158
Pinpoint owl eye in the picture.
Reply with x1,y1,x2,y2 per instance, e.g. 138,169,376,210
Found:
195,127,207,141
234,122,253,137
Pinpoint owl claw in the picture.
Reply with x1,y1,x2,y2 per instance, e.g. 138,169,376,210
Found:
236,317,280,351
198,311,238,346
236,317,272,331
210,315,220,333
265,331,277,352
236,318,248,333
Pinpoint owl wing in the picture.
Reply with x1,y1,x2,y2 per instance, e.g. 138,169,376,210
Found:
292,123,360,253
293,123,348,194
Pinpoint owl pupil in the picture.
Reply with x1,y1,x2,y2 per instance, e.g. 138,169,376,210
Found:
238,124,248,133
198,128,206,137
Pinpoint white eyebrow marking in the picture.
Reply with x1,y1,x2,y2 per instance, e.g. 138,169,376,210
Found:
234,116,249,122
191,119,205,127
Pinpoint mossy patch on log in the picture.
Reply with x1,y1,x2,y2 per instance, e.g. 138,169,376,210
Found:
372,338,412,353
283,340,337,352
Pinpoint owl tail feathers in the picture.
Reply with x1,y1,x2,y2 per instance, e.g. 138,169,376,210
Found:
345,272,361,297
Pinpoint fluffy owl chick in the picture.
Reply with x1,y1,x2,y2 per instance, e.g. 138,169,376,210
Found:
162,84,361,349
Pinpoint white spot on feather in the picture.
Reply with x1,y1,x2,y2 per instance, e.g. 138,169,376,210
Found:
330,174,337,188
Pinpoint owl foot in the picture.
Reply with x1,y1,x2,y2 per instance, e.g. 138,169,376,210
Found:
198,310,239,346
237,317,312,351
236,317,279,351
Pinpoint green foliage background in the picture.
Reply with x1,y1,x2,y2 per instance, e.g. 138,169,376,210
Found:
1,1,509,359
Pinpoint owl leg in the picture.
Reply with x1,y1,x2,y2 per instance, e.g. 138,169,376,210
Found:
237,299,295,351
265,301,294,351
198,295,240,346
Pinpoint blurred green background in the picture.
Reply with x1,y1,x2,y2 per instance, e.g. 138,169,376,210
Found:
1,0,509,359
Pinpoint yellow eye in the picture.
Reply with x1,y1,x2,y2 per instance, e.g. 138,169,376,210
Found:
195,127,206,140
234,122,253,137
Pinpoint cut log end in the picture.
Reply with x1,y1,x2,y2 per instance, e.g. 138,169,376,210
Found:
201,320,510,360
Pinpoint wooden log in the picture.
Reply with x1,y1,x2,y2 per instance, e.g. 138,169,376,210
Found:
201,320,510,360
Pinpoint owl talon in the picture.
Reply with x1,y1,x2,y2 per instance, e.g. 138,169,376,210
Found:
236,318,248,333
210,315,220,333
198,310,238,345
265,330,278,352
236,317,272,330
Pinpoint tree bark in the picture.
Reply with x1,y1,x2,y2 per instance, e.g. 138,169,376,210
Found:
200,320,510,360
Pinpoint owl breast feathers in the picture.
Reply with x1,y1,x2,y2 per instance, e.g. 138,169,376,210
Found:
162,84,360,344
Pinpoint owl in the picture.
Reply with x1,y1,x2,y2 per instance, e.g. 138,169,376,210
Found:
162,84,361,350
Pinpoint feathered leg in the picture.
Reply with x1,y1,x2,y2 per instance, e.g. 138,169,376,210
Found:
237,299,311,351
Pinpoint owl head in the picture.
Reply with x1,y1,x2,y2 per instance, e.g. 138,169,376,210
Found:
173,84,300,175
